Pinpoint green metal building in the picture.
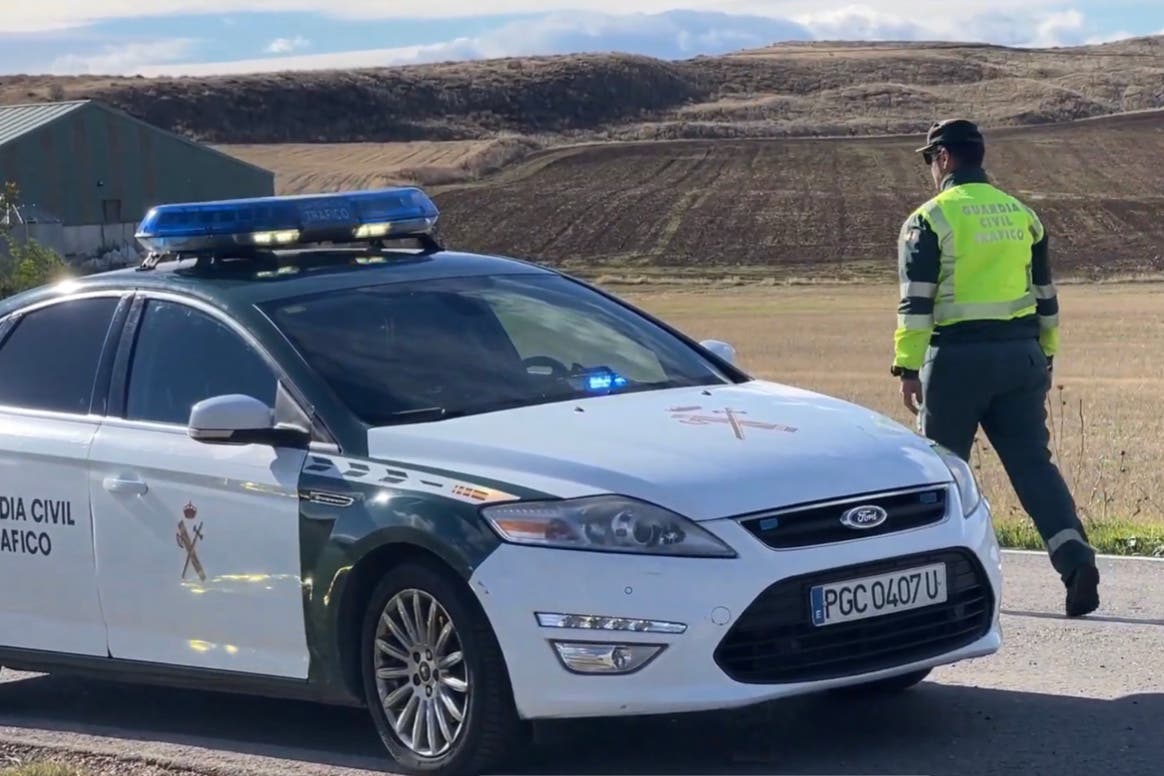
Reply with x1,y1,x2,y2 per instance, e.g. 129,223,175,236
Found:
0,100,273,258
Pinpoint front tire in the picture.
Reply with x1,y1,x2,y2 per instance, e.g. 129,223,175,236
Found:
360,560,523,776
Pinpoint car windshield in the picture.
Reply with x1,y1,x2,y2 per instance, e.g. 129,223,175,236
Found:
261,273,734,425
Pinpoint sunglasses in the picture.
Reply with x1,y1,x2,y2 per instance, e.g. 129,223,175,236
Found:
922,146,944,165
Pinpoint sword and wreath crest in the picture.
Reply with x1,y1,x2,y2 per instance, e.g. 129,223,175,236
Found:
176,501,206,582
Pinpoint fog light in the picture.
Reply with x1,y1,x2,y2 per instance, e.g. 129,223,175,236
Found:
536,612,686,634
551,642,664,674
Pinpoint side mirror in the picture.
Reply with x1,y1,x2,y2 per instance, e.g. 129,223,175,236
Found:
700,339,737,365
188,394,310,448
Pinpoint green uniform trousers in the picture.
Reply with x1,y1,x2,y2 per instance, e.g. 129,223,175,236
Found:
918,336,1095,581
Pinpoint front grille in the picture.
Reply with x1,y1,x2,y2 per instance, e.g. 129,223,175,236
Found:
738,486,948,549
714,548,993,684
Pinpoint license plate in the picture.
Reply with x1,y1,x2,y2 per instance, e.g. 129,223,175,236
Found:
810,563,947,627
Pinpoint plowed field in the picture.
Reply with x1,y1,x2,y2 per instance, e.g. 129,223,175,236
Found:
430,110,1164,281
217,137,537,194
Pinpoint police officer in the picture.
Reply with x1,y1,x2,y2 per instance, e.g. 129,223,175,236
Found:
890,118,1100,618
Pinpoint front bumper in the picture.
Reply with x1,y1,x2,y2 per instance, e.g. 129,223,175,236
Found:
467,491,1002,720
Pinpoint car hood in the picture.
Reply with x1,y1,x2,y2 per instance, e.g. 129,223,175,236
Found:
365,380,953,521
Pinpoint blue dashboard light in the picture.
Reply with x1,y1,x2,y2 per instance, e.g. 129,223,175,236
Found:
585,372,629,392
135,187,440,255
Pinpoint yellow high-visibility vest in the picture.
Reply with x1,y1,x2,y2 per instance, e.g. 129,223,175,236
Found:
894,173,1058,372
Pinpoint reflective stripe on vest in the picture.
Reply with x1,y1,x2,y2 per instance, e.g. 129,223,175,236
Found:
915,183,1039,326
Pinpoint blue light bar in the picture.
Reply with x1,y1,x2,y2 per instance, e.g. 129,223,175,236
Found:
135,187,440,255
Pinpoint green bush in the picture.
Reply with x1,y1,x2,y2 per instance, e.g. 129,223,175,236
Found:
1,181,71,298
0,236,70,298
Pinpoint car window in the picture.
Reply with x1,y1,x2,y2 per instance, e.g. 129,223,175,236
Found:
262,274,730,426
0,296,120,415
476,289,668,384
125,300,277,425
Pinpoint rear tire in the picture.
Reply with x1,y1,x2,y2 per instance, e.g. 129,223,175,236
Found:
830,667,932,695
360,560,523,776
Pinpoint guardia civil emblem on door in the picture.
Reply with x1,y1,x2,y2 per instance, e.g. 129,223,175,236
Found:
176,501,206,581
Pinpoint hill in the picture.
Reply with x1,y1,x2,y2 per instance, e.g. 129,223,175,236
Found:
5,36,1164,281
4,37,1164,143
429,109,1164,281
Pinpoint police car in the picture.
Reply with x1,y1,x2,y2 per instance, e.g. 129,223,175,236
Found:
0,187,1001,776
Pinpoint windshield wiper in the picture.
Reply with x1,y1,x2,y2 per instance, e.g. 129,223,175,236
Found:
369,396,544,425
371,406,456,425
367,380,716,426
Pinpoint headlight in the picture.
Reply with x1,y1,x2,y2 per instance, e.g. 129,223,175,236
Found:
933,444,982,517
480,495,737,557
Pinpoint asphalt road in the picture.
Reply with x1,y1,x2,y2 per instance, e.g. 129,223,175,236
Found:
2,550,1162,776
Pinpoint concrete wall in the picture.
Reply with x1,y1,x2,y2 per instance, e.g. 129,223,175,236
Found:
2,223,138,271
61,222,136,256
0,221,67,260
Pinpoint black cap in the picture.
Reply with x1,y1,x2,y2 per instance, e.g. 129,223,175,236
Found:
915,119,984,154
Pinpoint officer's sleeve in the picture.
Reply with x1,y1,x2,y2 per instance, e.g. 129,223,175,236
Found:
892,211,940,377
1027,208,1059,358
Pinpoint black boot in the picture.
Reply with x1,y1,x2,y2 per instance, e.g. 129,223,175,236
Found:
1065,564,1100,618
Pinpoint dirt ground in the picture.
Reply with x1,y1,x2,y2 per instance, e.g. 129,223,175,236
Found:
429,112,1164,280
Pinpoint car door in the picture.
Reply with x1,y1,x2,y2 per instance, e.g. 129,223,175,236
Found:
87,293,311,678
0,292,128,656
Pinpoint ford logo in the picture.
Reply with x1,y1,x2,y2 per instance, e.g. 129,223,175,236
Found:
840,505,888,530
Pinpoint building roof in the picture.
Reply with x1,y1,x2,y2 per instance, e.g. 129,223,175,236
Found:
0,100,88,148
0,99,271,177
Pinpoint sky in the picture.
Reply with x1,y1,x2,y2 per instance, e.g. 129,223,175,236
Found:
0,1,1162,77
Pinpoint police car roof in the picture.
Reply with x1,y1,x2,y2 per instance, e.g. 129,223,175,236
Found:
0,247,558,315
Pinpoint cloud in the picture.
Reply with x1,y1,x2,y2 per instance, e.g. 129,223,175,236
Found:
1085,29,1135,44
49,38,198,74
265,35,310,54
126,5,1128,77
135,40,481,75
1,0,1083,33
790,3,1124,48
791,5,926,40
130,10,818,75
1024,9,1086,46
460,10,814,59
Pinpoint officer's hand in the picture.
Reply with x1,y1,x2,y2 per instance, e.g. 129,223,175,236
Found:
901,378,923,415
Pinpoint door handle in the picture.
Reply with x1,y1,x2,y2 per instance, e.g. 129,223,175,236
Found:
103,475,149,496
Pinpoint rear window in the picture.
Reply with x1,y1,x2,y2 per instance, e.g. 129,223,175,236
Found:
0,296,120,415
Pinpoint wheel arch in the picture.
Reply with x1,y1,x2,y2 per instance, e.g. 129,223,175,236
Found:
334,535,486,701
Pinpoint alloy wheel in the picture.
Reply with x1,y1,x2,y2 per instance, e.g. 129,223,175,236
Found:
373,588,470,758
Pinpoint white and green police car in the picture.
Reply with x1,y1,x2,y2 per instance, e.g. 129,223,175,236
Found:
0,187,1002,775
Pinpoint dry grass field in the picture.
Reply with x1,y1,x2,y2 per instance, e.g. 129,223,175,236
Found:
216,136,539,194
429,109,1164,280
614,281,1164,552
